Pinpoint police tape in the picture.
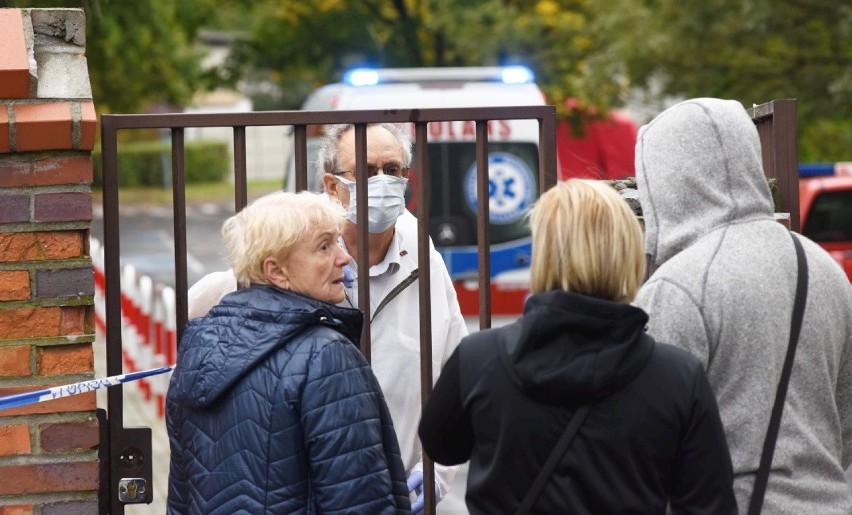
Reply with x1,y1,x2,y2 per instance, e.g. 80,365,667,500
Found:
0,365,175,411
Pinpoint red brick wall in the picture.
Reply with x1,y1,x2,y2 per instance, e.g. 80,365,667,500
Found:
0,8,98,512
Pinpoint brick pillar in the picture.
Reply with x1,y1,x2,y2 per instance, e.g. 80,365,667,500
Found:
0,8,99,513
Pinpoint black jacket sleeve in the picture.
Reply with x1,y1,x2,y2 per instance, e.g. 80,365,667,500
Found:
418,347,474,465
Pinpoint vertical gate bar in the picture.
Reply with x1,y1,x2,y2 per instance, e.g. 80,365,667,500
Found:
539,108,558,191
294,125,308,192
171,128,189,345
475,121,492,330
101,117,125,514
771,100,800,231
414,121,436,514
95,107,560,513
354,124,371,361
101,119,124,390
748,100,800,232
233,126,248,211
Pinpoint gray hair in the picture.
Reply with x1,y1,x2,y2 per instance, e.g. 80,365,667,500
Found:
221,190,347,287
315,123,413,190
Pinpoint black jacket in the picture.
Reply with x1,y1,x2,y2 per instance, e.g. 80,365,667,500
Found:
419,290,736,514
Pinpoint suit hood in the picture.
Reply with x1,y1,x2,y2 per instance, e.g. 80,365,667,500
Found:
635,98,774,265
501,290,654,404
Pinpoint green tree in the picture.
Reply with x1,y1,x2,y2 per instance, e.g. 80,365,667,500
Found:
495,0,630,124
6,0,220,114
226,0,615,113
600,0,852,160
231,0,850,159
11,0,846,160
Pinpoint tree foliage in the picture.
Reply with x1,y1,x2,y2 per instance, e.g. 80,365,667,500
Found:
6,0,220,113
227,0,850,158
225,0,625,114
600,0,852,159
5,0,848,159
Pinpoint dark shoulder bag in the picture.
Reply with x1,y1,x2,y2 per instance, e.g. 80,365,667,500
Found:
515,404,591,515
747,231,809,515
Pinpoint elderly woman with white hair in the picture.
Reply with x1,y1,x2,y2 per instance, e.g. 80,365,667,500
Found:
166,191,409,514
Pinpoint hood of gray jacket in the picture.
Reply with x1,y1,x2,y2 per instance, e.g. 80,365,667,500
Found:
635,98,774,265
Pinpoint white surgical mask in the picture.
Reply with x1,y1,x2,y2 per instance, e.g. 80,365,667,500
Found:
336,174,408,233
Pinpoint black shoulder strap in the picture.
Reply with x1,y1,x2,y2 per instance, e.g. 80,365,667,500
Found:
516,405,592,515
747,231,808,515
371,268,418,322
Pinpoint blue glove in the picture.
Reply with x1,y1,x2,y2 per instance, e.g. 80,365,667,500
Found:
407,470,441,515
342,264,354,288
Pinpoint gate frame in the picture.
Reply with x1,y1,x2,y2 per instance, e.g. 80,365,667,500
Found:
748,99,800,231
98,105,557,514
97,98,798,513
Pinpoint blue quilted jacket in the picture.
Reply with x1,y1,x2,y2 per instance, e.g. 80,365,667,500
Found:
166,285,410,514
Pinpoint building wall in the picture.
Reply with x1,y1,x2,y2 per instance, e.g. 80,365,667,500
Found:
185,89,294,183
0,7,99,512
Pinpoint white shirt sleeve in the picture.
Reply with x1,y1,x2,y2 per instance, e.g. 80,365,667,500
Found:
187,269,238,319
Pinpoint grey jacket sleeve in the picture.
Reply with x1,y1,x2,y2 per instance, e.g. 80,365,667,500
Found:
635,278,712,368
837,289,852,468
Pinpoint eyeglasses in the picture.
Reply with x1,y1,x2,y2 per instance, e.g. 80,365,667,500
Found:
332,163,409,179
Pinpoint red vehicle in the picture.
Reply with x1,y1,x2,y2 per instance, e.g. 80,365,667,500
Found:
799,167,852,281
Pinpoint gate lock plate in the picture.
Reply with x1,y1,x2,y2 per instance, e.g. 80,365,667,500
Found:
111,427,153,505
118,478,147,503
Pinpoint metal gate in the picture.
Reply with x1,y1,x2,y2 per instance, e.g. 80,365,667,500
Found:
98,105,558,513
748,99,800,231
96,98,797,513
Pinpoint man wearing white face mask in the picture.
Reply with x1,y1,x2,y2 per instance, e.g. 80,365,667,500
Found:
186,123,469,514
335,171,408,233
318,123,468,515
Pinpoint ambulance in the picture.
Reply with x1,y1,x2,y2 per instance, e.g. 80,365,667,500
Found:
287,66,547,315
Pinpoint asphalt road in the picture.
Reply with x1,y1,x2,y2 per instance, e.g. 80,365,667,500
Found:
91,200,234,290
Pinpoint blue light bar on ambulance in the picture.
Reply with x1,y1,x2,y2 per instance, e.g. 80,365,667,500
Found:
342,66,536,86
501,66,535,84
343,69,380,87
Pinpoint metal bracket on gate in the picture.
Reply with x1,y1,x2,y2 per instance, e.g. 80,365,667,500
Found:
112,427,153,505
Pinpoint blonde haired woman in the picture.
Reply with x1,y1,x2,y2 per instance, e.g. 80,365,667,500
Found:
419,180,736,514
167,191,409,514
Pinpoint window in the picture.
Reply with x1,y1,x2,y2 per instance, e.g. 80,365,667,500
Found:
803,189,852,243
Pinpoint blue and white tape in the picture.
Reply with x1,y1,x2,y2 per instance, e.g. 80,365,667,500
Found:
0,365,174,411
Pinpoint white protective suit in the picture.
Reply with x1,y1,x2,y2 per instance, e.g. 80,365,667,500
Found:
187,210,469,507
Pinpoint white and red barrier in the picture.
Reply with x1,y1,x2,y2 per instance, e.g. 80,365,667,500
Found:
152,285,176,418
91,237,177,419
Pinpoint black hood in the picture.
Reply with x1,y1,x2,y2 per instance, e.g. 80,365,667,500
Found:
500,290,654,404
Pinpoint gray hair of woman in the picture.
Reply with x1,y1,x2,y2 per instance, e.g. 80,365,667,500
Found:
315,123,413,188
221,190,347,288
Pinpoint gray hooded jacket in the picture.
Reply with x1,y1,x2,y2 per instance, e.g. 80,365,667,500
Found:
634,98,852,514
